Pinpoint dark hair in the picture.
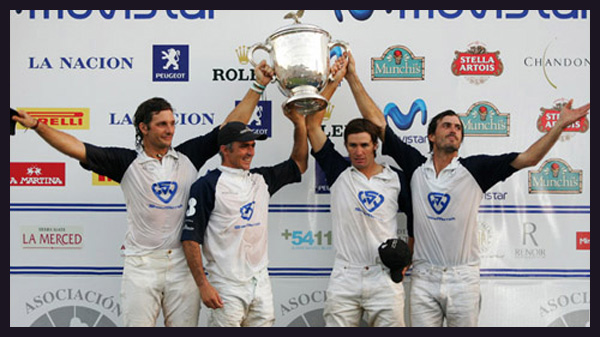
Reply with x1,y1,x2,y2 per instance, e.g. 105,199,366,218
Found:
344,118,380,156
133,97,172,148
427,110,464,152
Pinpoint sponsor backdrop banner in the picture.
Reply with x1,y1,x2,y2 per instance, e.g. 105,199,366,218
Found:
10,10,589,327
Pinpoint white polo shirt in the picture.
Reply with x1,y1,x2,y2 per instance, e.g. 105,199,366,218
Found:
312,139,413,266
181,159,301,283
382,125,519,267
81,127,220,256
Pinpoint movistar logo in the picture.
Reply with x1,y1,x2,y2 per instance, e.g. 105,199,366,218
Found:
384,99,427,130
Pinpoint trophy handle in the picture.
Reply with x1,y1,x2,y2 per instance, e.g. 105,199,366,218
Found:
328,40,350,81
329,40,350,57
248,42,272,68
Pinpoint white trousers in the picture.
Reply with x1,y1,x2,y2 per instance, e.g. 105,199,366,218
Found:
324,259,406,327
120,248,201,327
409,263,481,327
207,267,275,327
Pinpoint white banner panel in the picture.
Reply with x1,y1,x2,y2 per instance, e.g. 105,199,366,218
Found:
11,10,589,327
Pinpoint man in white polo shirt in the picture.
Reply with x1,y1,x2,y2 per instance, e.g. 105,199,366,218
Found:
181,108,308,327
340,51,590,326
304,58,413,327
11,61,276,327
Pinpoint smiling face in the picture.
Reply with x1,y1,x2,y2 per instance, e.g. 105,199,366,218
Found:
221,140,256,171
140,109,175,154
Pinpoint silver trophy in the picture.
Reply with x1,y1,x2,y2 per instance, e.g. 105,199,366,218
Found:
249,11,349,115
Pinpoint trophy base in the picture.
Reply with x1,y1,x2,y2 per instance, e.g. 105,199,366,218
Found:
285,86,328,115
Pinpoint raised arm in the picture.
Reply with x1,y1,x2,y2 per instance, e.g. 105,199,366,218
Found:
305,55,347,153
221,60,274,127
283,107,308,174
344,51,387,140
510,99,590,170
11,110,88,164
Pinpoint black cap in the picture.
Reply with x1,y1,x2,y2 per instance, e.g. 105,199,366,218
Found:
10,108,18,136
378,238,412,283
218,121,267,146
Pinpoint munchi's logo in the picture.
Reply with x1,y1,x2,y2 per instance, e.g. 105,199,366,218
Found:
537,100,590,133
452,43,503,84
459,101,510,137
528,158,582,194
371,45,424,81
16,108,90,130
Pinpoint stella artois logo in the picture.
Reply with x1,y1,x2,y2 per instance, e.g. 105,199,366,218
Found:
452,43,503,84
537,100,590,133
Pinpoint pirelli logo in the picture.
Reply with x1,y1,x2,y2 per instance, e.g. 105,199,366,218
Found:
16,108,90,130
92,172,119,186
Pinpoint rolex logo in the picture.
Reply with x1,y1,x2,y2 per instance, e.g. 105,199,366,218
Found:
324,103,334,121
236,45,250,65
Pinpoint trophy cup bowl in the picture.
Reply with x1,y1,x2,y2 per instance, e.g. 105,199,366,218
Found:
250,23,348,115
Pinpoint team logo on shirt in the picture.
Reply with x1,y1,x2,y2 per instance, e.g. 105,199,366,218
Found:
428,192,451,214
358,191,385,213
240,201,255,221
151,181,178,203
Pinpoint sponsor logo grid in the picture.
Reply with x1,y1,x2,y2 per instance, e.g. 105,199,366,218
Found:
11,10,589,327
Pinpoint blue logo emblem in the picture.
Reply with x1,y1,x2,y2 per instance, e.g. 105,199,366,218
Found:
384,99,427,130
151,181,178,204
240,201,255,221
428,192,451,214
153,45,189,82
238,100,271,138
358,191,385,212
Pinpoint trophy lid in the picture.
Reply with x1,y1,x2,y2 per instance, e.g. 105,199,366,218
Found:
269,23,330,40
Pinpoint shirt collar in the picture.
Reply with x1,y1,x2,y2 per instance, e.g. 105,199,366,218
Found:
424,154,460,173
350,162,395,180
219,164,249,176
137,147,179,163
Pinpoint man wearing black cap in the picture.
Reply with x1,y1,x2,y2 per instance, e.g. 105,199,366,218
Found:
181,108,308,327
11,62,275,327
